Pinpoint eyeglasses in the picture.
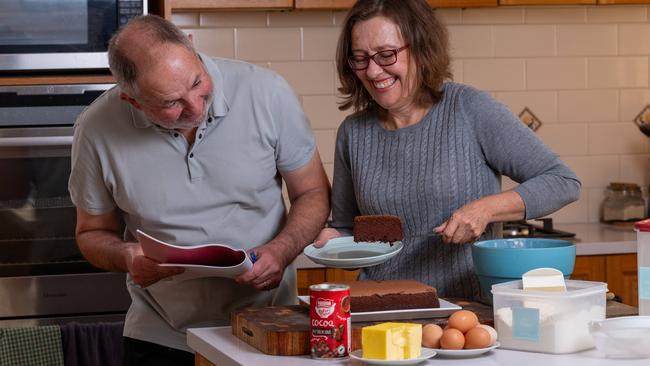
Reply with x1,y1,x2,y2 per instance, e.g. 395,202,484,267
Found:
347,45,409,71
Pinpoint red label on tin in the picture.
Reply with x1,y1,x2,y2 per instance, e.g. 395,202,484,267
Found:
309,284,351,359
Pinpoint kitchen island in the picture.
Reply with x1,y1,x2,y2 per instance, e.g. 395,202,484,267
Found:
187,326,648,366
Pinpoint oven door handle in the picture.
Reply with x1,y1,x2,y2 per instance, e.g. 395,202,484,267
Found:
0,136,73,147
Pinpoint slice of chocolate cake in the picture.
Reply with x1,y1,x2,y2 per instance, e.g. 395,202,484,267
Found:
338,280,440,312
353,215,404,243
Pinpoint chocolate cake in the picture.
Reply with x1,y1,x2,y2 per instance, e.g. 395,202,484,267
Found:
353,215,404,243
339,280,440,312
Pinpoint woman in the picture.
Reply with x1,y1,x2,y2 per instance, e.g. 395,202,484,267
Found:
315,0,580,301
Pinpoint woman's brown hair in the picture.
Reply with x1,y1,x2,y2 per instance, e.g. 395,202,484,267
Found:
336,0,451,113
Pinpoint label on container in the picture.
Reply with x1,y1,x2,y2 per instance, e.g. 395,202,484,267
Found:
512,307,540,342
640,267,650,300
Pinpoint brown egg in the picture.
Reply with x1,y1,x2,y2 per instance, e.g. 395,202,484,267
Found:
421,324,443,348
464,327,492,349
476,324,498,345
447,310,479,333
440,328,465,350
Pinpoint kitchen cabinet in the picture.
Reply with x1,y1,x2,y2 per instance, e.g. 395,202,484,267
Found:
157,0,293,19
294,0,497,9
573,254,638,306
296,268,358,295
499,0,596,4
0,74,114,87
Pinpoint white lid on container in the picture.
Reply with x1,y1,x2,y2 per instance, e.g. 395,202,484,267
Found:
634,219,650,232
491,279,607,299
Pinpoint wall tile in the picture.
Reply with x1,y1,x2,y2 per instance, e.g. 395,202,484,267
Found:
551,196,589,223
589,123,648,154
451,59,463,83
268,10,334,27
302,95,348,129
620,24,650,55
494,90,557,123
436,8,462,25
587,188,605,223
172,13,199,27
200,12,267,27
587,57,649,89
525,7,586,24
314,130,337,164
562,155,620,188
619,154,650,188
461,8,524,24
557,25,617,56
620,89,650,122
557,90,618,122
494,25,555,57
237,28,301,61
323,162,334,184
269,61,335,95
527,58,586,90
303,27,341,61
447,26,493,58
536,123,588,156
333,10,349,25
463,59,526,91
184,28,234,58
586,6,647,23
501,176,517,191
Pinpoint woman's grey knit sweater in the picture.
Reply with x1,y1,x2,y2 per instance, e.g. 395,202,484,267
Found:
329,82,581,301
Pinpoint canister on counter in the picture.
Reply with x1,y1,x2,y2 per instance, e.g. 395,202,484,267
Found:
309,283,351,359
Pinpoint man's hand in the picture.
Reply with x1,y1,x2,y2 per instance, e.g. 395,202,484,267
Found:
235,241,288,291
313,228,342,248
124,244,185,287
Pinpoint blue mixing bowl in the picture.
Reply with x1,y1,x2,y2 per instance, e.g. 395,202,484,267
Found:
471,238,576,303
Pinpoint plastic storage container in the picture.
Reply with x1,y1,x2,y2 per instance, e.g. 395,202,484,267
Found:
634,219,650,316
491,279,607,354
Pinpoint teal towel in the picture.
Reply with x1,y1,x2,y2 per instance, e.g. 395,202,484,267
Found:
0,326,64,366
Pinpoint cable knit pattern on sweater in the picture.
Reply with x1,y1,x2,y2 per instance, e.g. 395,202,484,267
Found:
330,82,581,301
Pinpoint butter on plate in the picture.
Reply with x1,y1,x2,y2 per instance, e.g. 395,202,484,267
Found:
361,322,422,360
522,268,567,292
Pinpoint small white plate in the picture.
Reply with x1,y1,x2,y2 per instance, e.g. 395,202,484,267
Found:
297,296,461,322
432,342,500,358
303,236,403,269
349,348,436,365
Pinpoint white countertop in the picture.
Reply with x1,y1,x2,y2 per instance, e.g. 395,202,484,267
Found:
292,223,638,269
187,326,648,366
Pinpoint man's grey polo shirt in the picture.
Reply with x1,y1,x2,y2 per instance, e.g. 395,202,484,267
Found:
69,55,316,351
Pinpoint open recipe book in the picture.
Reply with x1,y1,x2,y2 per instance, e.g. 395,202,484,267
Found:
136,230,253,281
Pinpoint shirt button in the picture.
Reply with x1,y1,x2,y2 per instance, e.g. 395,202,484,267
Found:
198,134,203,139
174,133,179,137
189,153,194,158
208,117,213,123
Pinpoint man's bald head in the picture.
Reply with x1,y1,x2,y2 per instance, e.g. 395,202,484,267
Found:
108,15,195,95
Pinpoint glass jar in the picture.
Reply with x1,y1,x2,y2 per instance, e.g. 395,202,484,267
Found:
601,182,646,222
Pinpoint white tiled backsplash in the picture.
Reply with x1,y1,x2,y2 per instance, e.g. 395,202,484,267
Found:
173,5,650,224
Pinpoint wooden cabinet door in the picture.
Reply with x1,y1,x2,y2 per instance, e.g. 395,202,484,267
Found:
598,0,650,3
572,255,607,282
295,0,497,9
296,268,326,295
326,268,360,282
606,254,638,307
499,0,596,4
429,0,497,6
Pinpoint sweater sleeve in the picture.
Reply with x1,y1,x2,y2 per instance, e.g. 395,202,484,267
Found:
329,118,359,235
459,86,581,219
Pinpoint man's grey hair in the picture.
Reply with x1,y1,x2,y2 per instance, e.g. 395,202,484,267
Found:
108,15,195,94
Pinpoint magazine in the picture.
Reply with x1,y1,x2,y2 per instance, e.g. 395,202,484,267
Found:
136,229,253,281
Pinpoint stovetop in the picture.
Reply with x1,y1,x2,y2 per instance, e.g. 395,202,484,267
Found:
502,218,576,239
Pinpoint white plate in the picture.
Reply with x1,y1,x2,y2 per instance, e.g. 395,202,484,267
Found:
349,348,436,365
303,236,403,269
297,296,461,322
432,342,500,358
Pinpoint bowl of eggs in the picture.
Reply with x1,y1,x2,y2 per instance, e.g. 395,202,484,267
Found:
471,238,576,303
422,310,499,357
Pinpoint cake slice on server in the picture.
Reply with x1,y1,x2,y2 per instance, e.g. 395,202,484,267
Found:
338,280,440,312
353,215,404,243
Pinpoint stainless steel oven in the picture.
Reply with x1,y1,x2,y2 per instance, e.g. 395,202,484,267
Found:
0,0,146,72
0,84,130,327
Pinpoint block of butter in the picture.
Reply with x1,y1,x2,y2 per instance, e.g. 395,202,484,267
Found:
361,322,422,360
522,267,566,292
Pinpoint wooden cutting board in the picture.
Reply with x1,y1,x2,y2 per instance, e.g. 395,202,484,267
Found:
230,299,493,356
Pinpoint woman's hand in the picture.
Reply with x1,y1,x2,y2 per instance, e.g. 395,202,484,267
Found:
313,228,342,248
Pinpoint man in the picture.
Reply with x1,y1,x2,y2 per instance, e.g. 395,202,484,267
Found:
68,15,330,365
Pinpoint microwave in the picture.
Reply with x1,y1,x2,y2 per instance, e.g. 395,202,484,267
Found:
0,0,147,72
